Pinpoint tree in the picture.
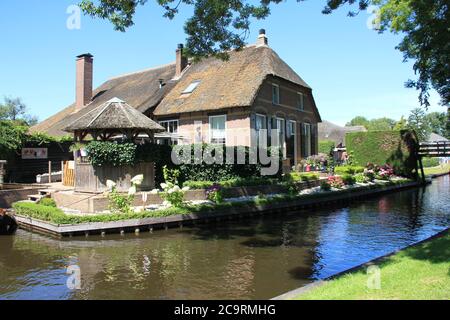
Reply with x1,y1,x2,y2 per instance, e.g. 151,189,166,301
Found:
0,97,37,125
393,116,407,131
79,0,449,107
425,112,448,138
407,107,431,141
346,116,396,131
346,116,370,128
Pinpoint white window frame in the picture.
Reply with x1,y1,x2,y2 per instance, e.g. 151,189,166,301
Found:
275,117,286,159
209,114,227,144
182,80,201,94
158,119,179,145
303,123,311,157
289,120,297,165
255,113,267,147
297,92,304,110
272,84,280,105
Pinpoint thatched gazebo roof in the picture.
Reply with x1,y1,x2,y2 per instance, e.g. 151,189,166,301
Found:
64,97,165,141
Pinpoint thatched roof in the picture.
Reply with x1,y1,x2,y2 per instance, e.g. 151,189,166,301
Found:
31,63,176,136
31,44,317,135
64,98,165,132
318,120,367,146
154,45,311,116
427,132,449,142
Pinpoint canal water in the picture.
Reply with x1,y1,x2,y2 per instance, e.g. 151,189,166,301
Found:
0,176,449,300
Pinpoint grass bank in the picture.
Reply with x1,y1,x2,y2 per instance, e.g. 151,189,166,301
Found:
296,230,450,300
423,163,450,177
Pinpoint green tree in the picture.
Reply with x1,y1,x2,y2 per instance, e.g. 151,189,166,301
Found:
0,97,38,125
407,107,431,141
367,117,397,131
79,0,449,107
393,116,407,131
425,112,447,138
346,116,370,128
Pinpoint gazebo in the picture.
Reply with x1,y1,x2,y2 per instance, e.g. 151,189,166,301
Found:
63,98,165,193
64,97,165,142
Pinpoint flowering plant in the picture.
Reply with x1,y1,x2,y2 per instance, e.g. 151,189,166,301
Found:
377,164,394,180
327,176,344,189
105,174,144,214
206,184,224,204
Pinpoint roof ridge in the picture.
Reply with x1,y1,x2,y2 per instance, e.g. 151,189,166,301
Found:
108,62,176,81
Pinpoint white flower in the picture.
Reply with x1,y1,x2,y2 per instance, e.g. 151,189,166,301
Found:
131,174,144,185
106,180,116,189
162,201,170,206
172,185,180,192
128,185,137,196
160,183,168,189
168,188,175,194
182,186,190,192
150,189,159,195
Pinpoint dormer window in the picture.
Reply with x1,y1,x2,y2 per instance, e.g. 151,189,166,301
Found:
272,84,280,105
182,80,201,94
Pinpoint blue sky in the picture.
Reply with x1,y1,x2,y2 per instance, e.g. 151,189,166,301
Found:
0,1,444,126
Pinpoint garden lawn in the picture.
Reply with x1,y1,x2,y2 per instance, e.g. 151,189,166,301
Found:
423,163,450,176
296,230,450,300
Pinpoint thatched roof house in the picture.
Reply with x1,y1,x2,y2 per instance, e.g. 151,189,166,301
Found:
32,30,322,164
318,120,367,146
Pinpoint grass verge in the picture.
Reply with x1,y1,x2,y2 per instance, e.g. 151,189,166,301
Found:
423,163,450,177
296,230,450,300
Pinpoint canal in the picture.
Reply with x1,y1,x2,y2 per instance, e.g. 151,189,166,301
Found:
0,176,449,300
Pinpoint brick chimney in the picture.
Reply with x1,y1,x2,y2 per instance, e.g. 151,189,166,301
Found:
256,29,268,47
175,44,188,78
76,53,93,110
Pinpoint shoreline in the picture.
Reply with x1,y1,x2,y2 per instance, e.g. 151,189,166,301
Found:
14,179,423,238
272,227,450,300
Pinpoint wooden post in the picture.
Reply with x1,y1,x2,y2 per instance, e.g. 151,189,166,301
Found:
48,161,52,183
61,161,64,184
418,156,425,185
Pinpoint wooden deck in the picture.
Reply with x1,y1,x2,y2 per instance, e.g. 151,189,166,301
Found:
418,141,450,157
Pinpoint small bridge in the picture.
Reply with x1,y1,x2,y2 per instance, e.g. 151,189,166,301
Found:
417,141,450,183
418,141,450,157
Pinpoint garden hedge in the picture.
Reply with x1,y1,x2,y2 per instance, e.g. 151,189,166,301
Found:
345,130,419,178
319,140,335,155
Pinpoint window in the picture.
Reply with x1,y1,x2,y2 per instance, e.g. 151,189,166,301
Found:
159,119,179,145
288,120,296,137
297,92,304,110
255,114,267,146
209,115,226,144
274,117,286,159
301,123,311,158
182,80,201,94
272,84,280,105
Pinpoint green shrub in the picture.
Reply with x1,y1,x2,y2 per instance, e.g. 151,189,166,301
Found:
290,172,320,182
173,144,283,183
319,140,335,155
86,141,137,167
38,198,57,207
354,173,369,183
341,174,356,185
12,202,68,224
334,165,365,175
183,181,215,189
346,130,419,178
421,158,440,168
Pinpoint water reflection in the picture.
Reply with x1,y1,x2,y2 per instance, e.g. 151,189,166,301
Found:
0,176,448,300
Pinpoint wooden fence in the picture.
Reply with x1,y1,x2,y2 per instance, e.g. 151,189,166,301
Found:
63,161,75,187
74,162,155,193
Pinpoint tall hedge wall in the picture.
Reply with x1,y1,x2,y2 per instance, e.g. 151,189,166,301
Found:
345,130,419,178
